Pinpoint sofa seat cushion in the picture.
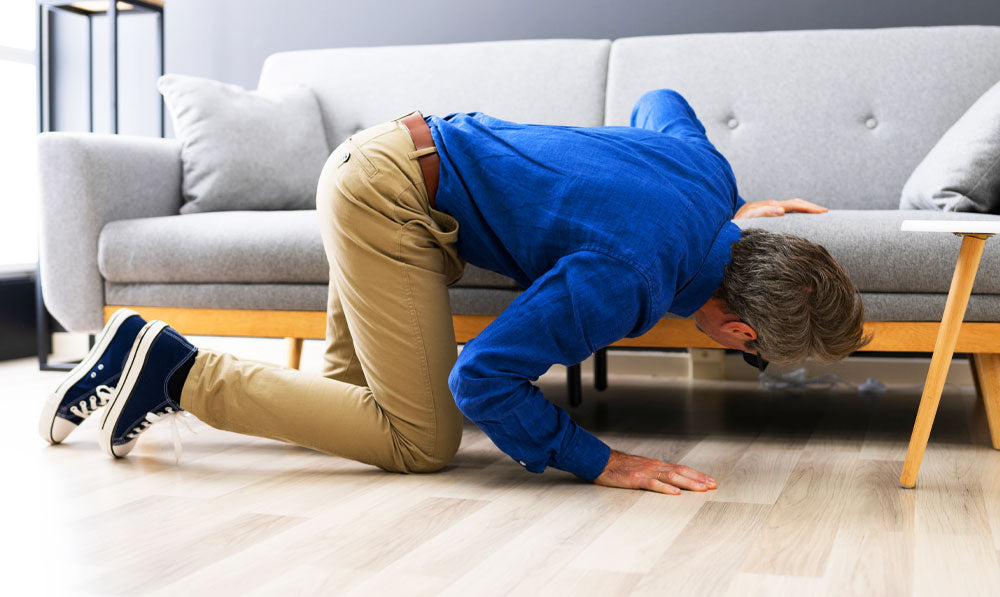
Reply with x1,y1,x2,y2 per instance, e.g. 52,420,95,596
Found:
734,210,1000,294
104,282,524,317
98,210,522,289
100,211,327,283
102,209,996,297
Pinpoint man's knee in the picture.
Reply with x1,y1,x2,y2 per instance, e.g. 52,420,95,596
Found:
398,430,462,474
403,455,449,474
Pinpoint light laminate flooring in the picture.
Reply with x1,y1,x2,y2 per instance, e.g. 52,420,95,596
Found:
3,350,1000,596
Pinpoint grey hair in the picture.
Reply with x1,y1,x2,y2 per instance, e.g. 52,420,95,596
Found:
717,228,871,365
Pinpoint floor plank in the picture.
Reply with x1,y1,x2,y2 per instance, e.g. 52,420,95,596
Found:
913,532,1000,597
823,529,913,596
631,501,771,595
740,450,859,576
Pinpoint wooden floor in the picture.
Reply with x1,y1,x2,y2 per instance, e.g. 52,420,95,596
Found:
5,349,1000,596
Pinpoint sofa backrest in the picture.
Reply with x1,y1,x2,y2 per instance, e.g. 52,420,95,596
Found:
258,39,611,149
606,26,1000,210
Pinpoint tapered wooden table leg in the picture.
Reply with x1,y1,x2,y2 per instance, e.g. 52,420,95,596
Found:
287,337,304,370
900,234,988,488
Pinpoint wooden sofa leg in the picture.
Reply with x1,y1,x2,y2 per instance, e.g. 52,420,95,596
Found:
971,353,1000,450
287,337,304,370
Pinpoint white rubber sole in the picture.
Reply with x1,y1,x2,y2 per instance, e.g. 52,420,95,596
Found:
98,320,167,458
38,308,140,444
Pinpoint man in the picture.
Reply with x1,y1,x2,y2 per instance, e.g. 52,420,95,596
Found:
39,89,869,495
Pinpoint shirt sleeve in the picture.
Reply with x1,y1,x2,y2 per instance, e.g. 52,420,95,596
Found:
735,194,746,212
448,251,654,481
630,89,708,140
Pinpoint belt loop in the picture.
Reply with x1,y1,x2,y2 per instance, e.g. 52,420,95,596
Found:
408,146,438,159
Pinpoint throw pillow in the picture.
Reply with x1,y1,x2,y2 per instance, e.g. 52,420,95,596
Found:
900,79,1000,213
158,74,330,214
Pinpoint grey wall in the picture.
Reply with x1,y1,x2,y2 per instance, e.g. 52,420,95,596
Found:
166,0,1000,88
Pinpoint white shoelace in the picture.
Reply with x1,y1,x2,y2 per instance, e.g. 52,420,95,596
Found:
68,385,115,419
127,408,196,464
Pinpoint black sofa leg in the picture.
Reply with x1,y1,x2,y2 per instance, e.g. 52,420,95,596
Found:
568,363,582,407
594,348,607,391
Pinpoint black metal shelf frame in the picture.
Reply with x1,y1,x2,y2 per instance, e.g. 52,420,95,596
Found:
35,0,164,371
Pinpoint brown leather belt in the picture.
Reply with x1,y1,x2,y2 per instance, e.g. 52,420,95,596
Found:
400,112,439,210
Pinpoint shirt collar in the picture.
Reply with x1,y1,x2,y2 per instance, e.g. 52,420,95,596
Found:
669,221,742,317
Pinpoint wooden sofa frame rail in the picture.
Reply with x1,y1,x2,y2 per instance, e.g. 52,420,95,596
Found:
105,305,1000,352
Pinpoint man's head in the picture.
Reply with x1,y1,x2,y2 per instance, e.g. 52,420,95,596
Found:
693,228,871,364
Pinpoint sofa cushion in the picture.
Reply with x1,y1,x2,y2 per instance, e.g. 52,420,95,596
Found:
734,210,1000,294
101,210,1000,304
98,211,522,289
258,39,611,147
100,211,326,283
900,78,1000,214
105,282,523,316
606,26,1000,210
158,74,330,214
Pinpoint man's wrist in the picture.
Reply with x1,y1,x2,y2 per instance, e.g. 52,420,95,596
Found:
554,427,612,481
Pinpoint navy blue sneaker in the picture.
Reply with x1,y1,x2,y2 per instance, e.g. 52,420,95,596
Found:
39,308,147,444
98,320,197,458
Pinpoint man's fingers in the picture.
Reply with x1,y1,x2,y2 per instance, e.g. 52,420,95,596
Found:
641,477,682,495
595,451,719,494
674,466,718,489
780,198,828,213
743,206,785,218
657,469,711,491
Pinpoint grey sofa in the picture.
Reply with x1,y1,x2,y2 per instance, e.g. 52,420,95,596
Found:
38,26,1000,365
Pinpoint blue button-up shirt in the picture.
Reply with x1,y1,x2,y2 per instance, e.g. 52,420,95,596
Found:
427,89,744,481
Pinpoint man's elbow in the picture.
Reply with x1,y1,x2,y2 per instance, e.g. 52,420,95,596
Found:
638,88,685,109
447,364,468,410
448,359,482,419
448,356,516,421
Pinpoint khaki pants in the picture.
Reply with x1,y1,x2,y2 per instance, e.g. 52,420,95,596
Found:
179,113,467,473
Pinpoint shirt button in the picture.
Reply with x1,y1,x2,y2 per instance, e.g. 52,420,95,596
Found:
341,151,351,163
518,461,526,466
865,117,878,129
727,118,739,129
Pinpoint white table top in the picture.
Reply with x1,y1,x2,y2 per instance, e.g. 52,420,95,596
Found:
901,219,1000,234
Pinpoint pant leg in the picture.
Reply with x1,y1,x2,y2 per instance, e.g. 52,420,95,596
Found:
321,277,367,387
179,115,465,473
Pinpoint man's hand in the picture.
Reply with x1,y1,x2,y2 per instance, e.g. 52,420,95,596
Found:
733,198,828,220
593,449,717,495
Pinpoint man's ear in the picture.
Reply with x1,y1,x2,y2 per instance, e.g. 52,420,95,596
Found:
721,320,757,341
